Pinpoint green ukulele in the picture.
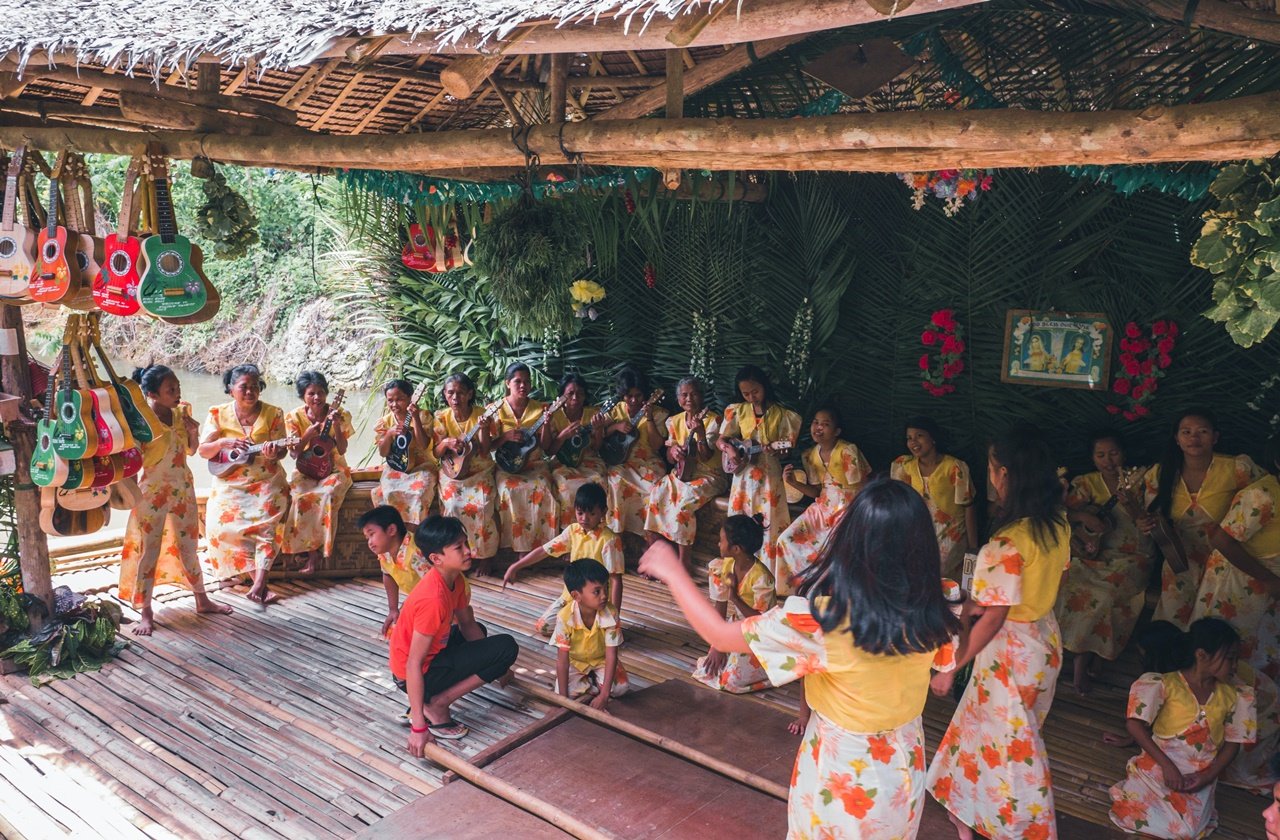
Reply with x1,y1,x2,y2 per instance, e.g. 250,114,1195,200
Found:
137,152,207,319
31,349,68,487
51,343,97,462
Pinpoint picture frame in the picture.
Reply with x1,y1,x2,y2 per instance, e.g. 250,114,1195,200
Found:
1000,310,1112,390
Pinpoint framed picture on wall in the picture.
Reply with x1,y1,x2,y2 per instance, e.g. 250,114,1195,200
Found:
1000,310,1112,390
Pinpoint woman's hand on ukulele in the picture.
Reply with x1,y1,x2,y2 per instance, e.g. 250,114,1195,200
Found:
262,442,283,460
1136,513,1157,535
559,421,581,441
609,421,634,435
221,438,249,453
501,429,524,444
783,464,798,486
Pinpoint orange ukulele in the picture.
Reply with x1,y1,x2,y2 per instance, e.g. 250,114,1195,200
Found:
30,153,79,303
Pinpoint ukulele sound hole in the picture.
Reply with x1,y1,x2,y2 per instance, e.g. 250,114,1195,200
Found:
60,403,75,423
76,253,89,271
109,251,132,275
0,238,15,258
42,241,59,262
157,252,183,276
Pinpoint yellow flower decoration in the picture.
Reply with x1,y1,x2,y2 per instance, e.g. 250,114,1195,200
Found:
569,279,606,306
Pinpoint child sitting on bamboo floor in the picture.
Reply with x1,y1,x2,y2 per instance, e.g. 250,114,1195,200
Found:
693,514,776,694
775,406,871,595
119,365,233,635
1109,618,1257,839
372,378,436,527
548,372,606,529
282,371,354,575
503,482,625,633
433,373,499,573
359,505,429,638
643,376,726,573
552,558,630,710
391,516,519,753
889,415,978,578
604,366,668,539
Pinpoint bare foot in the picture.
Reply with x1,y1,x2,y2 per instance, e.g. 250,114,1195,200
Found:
473,559,492,577
947,809,975,840
1073,653,1094,695
132,608,155,636
262,589,280,605
194,595,234,616
296,552,318,575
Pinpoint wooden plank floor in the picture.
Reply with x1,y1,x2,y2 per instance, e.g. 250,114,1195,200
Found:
0,556,1270,839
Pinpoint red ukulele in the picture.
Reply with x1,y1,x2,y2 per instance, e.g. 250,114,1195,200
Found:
94,158,143,316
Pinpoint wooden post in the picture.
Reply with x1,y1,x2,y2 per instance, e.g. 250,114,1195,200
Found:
663,50,684,190
548,54,568,125
0,304,50,608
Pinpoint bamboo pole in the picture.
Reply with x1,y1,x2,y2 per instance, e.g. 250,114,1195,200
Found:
514,677,790,802
548,54,568,125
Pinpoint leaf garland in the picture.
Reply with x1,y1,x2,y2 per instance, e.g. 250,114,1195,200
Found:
194,167,260,259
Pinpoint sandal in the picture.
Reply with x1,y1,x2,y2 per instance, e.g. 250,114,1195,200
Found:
427,718,469,740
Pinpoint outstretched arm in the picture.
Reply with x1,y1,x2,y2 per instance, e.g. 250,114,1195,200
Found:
640,541,750,654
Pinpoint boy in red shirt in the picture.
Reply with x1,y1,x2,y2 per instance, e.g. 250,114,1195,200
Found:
388,515,518,757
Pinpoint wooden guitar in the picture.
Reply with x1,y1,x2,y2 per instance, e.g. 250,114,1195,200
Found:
30,155,79,304
70,319,133,456
138,152,208,319
208,435,298,479
30,348,69,488
439,400,502,480
721,438,793,476
39,486,109,538
51,341,98,461
673,408,711,483
296,390,347,481
60,154,103,312
1113,466,1190,574
600,389,665,467
56,484,113,512
386,380,430,473
555,403,612,469
87,312,162,444
0,147,38,300
94,158,143,316
1070,493,1121,560
494,395,567,475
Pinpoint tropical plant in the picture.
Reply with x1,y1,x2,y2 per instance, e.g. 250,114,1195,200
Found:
0,586,124,684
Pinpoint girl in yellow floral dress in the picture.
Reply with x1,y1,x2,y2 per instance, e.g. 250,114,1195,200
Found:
717,364,802,575
549,373,606,529
119,365,233,635
776,406,871,594
643,478,959,839
1057,429,1152,694
282,371,354,575
693,514,776,694
433,372,499,570
604,366,667,538
927,424,1070,840
198,364,290,606
493,362,559,557
1109,618,1256,839
372,378,436,526
643,376,726,571
890,416,978,577
1143,409,1264,629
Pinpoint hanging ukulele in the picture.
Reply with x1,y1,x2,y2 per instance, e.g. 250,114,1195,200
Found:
439,400,503,480
60,153,103,312
600,389,665,467
70,317,133,456
51,328,98,461
39,485,109,538
87,312,162,443
30,347,70,488
0,146,38,301
296,389,347,481
30,153,79,304
494,394,567,475
95,157,144,316
138,149,209,319
386,380,430,474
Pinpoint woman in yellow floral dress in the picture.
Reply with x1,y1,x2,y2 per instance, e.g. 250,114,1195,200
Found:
776,406,871,594
282,371,354,575
198,363,290,605
1057,429,1152,694
433,372,499,570
372,377,436,525
492,362,559,558
1109,618,1256,839
927,425,1070,840
604,366,667,538
717,365,802,575
693,514,776,693
119,365,233,635
643,478,959,839
1143,409,1264,629
548,373,606,529
644,376,726,570
890,416,978,577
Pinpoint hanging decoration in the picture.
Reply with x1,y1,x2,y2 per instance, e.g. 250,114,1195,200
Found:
689,310,717,390
569,279,606,320
919,309,965,397
784,298,815,391
1107,320,1178,421
899,169,994,216
193,161,260,260
338,167,649,208
1247,372,1280,434
1063,164,1217,202
643,262,657,289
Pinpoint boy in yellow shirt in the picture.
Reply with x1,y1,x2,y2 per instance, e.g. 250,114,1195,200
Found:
359,505,428,637
552,558,629,710
502,483,625,631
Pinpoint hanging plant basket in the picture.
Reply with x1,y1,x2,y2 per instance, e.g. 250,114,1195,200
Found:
470,196,587,338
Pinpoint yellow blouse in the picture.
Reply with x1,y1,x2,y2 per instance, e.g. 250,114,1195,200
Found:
206,401,284,445
890,454,975,517
141,403,193,470
802,440,871,490
606,401,667,463
494,398,547,466
1145,454,1264,523
374,409,435,473
552,600,622,673
666,410,722,467
1144,671,1241,745
1222,474,1280,560
551,405,601,434
380,533,430,594
975,517,1071,623
285,405,354,472
721,402,801,446
433,405,489,439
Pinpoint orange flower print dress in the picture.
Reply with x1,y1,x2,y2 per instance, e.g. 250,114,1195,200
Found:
494,399,559,553
744,596,955,839
118,404,203,606
927,516,1071,840
693,556,775,693
890,453,975,576
202,402,290,579
1055,471,1153,660
550,405,606,529
1109,671,1256,839
721,402,802,571
605,401,669,537
775,440,870,594
1223,662,1280,793
434,406,499,559
371,409,437,525
643,410,727,546
1143,454,1264,629
282,406,354,558
1193,474,1280,678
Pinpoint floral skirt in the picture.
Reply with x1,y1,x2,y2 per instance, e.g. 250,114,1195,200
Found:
439,466,499,559
282,470,352,557
728,460,791,575
774,485,853,595
1193,549,1280,680
607,458,665,537
928,613,1061,840
1109,743,1221,839
372,466,437,526
643,469,726,545
692,649,770,694
118,474,202,607
552,457,605,529
497,465,558,553
205,470,289,579
1055,548,1150,660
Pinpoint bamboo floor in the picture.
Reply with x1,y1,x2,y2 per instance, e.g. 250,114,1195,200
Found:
0,548,1269,839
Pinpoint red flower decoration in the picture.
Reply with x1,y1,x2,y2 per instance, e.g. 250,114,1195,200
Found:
1125,323,1142,339
921,330,938,346
920,310,965,397
1109,319,1178,421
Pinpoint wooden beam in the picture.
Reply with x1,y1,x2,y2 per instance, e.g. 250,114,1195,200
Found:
280,58,341,109
0,73,27,99
397,88,449,133
197,62,219,95
598,35,805,121
81,65,114,106
666,0,735,47
1125,0,1280,45
664,50,684,119
548,54,568,124
625,50,649,76
310,71,365,130
439,28,536,99
4,92,1280,172
488,77,526,129
223,59,255,96
352,56,428,135
117,92,294,135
